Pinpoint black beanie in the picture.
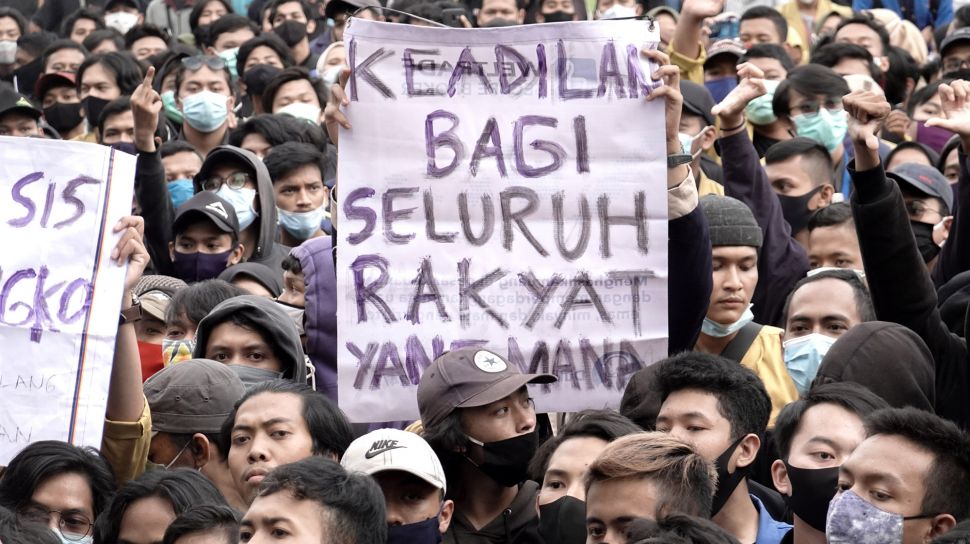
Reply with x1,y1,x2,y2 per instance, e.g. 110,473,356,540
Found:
700,195,763,248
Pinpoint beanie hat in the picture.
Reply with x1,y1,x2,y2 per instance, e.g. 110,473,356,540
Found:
700,195,763,248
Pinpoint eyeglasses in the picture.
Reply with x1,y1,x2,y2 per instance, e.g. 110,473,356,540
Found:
202,172,253,191
904,200,943,219
943,57,970,73
19,505,93,541
181,55,227,72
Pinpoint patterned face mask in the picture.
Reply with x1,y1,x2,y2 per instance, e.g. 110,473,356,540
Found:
826,489,936,544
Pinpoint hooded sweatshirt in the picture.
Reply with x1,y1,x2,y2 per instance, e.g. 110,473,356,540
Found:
444,481,543,544
290,237,337,400
192,295,308,384
813,321,935,412
218,261,284,298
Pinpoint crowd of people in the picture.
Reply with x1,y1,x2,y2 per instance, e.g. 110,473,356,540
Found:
1,0,970,542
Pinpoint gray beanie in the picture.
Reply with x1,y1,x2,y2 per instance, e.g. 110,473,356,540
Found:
700,195,763,248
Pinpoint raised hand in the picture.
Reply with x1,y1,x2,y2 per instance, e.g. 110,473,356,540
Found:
881,109,912,141
926,80,970,143
111,215,149,294
131,66,162,152
642,48,682,157
682,0,725,20
323,66,352,148
711,62,766,127
844,90,891,171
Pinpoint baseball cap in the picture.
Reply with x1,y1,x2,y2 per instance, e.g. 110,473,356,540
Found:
0,85,41,120
341,429,447,493
416,348,556,428
172,190,240,237
704,39,746,68
887,163,954,213
144,359,247,434
941,27,970,60
34,72,76,103
325,0,381,19
104,0,140,10
680,80,716,128
133,275,187,321
646,5,678,21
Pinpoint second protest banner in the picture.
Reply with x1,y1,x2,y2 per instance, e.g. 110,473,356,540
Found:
337,19,668,421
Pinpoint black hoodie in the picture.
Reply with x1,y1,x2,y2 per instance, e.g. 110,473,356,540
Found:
444,481,543,544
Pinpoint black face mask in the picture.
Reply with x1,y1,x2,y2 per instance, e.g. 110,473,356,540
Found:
710,435,749,516
777,185,824,236
274,20,308,47
387,516,442,544
542,11,574,22
539,496,588,544
465,431,537,487
82,95,110,127
911,221,941,263
43,102,84,133
784,463,840,532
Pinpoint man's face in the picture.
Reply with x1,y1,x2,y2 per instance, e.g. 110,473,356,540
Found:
204,321,284,373
100,110,135,144
538,436,609,506
835,23,884,58
173,220,235,255
271,79,321,113
43,85,80,108
69,18,98,44
784,278,862,339
748,56,787,80
178,65,233,109
831,57,872,78
0,16,21,41
477,0,520,26
163,150,203,182
25,472,95,539
134,316,167,345
198,0,230,26
80,63,122,100
165,311,197,342
739,18,781,49
585,477,662,541
808,223,863,269
118,496,177,544
274,163,327,213
46,48,86,74
0,112,40,137
241,490,326,544
787,89,844,121
130,36,168,61
278,269,306,307
704,56,738,80
943,43,970,74
460,387,535,445
374,471,448,530
148,431,195,468
213,27,256,52
766,155,829,206
273,1,311,29
706,245,758,326
229,392,316,504
656,389,733,461
911,93,942,122
787,403,865,473
902,193,946,225
540,0,575,16
243,45,285,71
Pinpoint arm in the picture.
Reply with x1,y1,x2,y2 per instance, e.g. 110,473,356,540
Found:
668,0,722,84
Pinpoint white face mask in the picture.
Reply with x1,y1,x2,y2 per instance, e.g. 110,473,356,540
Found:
105,11,140,35
0,40,16,65
600,3,637,19
277,101,322,125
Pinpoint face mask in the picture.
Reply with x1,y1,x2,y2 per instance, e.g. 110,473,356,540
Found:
915,121,954,153
542,11,574,22
181,90,229,133
600,4,637,19
110,141,138,155
277,101,322,125
783,333,836,395
276,299,306,335
43,102,84,133
54,531,93,544
163,439,192,470
465,431,537,487
161,90,184,124
82,95,110,126
538,496,588,544
229,364,284,388
386,517,442,544
0,40,16,65
137,340,165,377
745,79,780,125
105,11,140,34
162,338,196,365
273,20,308,47
778,185,824,236
678,127,709,158
705,76,738,104
826,490,934,543
784,463,839,532
278,206,325,241
322,66,342,88
911,221,941,263
168,179,195,209
218,47,240,79
702,304,754,338
711,435,748,516
792,108,847,153
215,186,258,230
173,249,233,283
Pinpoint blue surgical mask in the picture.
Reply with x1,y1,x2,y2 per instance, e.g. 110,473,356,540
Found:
217,47,240,79
705,76,738,103
744,79,780,125
215,186,258,230
826,490,932,544
168,179,194,209
181,90,229,132
278,206,326,241
678,127,708,157
387,517,442,544
702,304,754,338
792,108,848,153
161,90,184,124
783,333,837,394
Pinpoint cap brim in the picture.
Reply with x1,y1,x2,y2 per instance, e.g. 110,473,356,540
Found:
173,208,236,235
455,373,557,409
887,172,939,200
359,465,445,490
1,106,41,120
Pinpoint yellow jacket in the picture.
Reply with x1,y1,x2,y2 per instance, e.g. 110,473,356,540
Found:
740,325,799,426
778,0,854,60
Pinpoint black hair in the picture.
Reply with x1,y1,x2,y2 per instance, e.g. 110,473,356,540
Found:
933,519,970,543
939,134,963,174
190,0,234,30
865,407,970,522
810,42,880,82
0,441,115,518
253,457,387,544
739,6,787,43
61,7,106,39
653,352,771,440
906,79,947,118
261,66,325,112
886,141,940,170
625,514,741,544
739,43,794,74
264,141,328,183
219,380,354,460
281,254,303,274
774,382,889,460
772,64,849,119
236,33,293,77
174,56,234,97
94,469,228,544
781,268,876,325
885,45,919,106
528,409,641,481
164,278,247,326
807,201,853,231
163,504,239,544
161,139,204,160
764,137,835,186
0,8,28,36
834,13,891,56
41,39,89,72
83,29,126,54
227,112,324,148
268,0,314,24
17,32,56,58
0,505,61,544
123,24,171,51
97,96,131,133
205,14,257,49
76,52,145,96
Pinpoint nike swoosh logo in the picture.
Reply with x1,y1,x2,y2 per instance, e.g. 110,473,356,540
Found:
364,445,405,459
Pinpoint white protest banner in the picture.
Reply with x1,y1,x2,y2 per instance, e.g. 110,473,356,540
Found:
0,136,134,464
337,19,668,422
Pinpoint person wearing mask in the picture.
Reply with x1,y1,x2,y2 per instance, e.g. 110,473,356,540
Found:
162,505,240,544
829,407,970,542
703,40,744,103
269,0,319,71
202,15,258,80
35,72,85,139
219,261,284,298
76,51,143,142
129,275,187,378
770,382,889,544
169,191,246,284
160,141,204,210
653,353,791,544
174,55,236,157
98,96,137,149
0,84,42,137
475,0,525,27
262,67,326,125
0,7,25,80
763,139,837,248
103,0,144,35
264,142,330,246
739,44,794,157
805,203,864,270
679,81,723,195
886,163,953,269
341,428,454,544
534,0,580,23
163,279,247,353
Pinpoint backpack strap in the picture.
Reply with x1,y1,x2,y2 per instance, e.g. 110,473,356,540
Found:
720,322,765,362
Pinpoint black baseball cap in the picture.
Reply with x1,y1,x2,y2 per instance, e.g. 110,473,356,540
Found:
173,190,240,237
941,27,970,59
325,0,381,19
0,85,41,120
887,163,954,213
680,80,716,127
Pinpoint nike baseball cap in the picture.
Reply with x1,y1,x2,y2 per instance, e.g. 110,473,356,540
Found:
341,428,447,493
416,348,557,428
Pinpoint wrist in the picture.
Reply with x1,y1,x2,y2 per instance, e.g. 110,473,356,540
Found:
666,139,682,155
718,113,745,130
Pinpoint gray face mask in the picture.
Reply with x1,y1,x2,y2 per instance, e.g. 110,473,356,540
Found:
229,364,284,387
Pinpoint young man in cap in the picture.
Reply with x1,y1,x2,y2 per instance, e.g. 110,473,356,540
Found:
144,358,249,510
130,274,187,379
886,163,953,269
169,190,245,284
940,27,970,78
703,40,744,103
342,428,455,543
678,80,722,196
35,71,85,139
417,348,556,543
0,84,42,137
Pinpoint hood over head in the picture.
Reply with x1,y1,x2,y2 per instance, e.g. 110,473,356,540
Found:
218,261,284,298
290,237,337,400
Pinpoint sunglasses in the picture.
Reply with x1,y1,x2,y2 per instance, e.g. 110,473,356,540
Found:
181,56,227,72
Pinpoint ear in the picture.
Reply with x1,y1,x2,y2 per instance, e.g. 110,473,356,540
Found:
699,125,717,151
816,184,835,208
205,46,216,56
438,499,455,533
307,18,316,34
229,242,245,265
771,459,792,497
734,433,761,469
169,241,176,262
926,514,957,540
878,56,890,72
191,433,212,469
